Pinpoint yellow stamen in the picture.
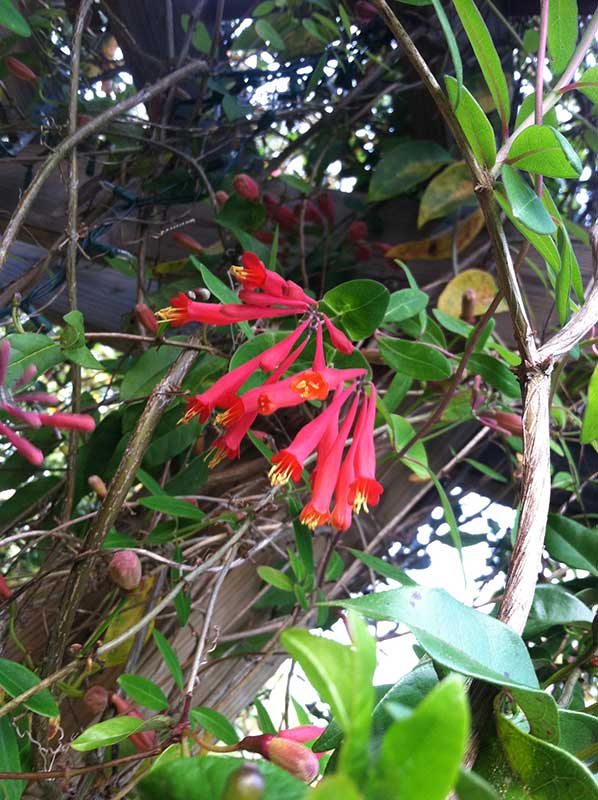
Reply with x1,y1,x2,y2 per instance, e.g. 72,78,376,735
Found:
156,306,182,323
206,446,227,468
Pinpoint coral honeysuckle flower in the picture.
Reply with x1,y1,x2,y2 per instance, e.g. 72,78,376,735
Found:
230,253,315,306
207,410,258,467
268,385,355,486
322,314,354,354
349,385,383,514
156,292,303,326
0,340,96,466
300,392,361,529
331,394,370,531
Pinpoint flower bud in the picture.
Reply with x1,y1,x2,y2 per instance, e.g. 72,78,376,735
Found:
355,0,378,24
316,192,335,224
303,201,324,227
274,205,297,231
109,550,142,591
6,56,37,83
492,411,524,437
135,303,159,336
349,220,368,242
215,190,229,207
263,192,279,216
355,242,373,261
88,474,107,499
83,685,109,715
171,230,204,254
37,412,96,433
110,693,157,752
254,230,274,244
0,575,12,601
222,764,265,800
233,174,260,203
266,738,319,783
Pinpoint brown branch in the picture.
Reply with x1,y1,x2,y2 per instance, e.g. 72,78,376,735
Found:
0,748,162,782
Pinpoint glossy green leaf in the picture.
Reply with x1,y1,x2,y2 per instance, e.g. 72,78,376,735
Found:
455,768,498,800
137,495,205,520
254,698,277,734
311,776,362,800
508,125,582,178
545,514,598,575
389,414,429,479
467,353,520,398
0,718,26,800
120,346,179,401
6,334,62,386
189,707,239,745
496,711,598,799
348,548,417,587
578,65,598,104
368,141,452,201
525,584,593,637
378,337,452,381
153,630,184,692
515,92,559,129
321,279,389,339
139,755,307,800
257,566,294,592
71,716,145,751
451,0,510,131
548,0,578,75
372,676,469,800
494,188,561,272
330,586,539,689
0,658,59,718
431,0,462,108
501,164,557,235
559,709,598,760
581,365,598,444
0,0,31,36
117,675,169,711
445,77,496,167
384,289,429,323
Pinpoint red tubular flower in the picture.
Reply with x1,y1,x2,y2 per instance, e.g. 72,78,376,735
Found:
278,725,326,745
349,385,383,513
323,315,354,354
157,292,303,327
238,289,309,310
300,392,360,529
349,220,368,241
331,395,369,531
479,411,523,437
0,574,13,601
268,386,354,486
207,410,258,467
36,413,96,431
110,694,158,753
230,252,286,294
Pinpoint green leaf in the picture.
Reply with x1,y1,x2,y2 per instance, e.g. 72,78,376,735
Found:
515,92,559,129
255,18,286,49
6,334,62,386
545,514,598,575
445,77,496,168
189,707,239,745
373,676,469,800
559,709,598,760
257,566,294,592
153,630,184,692
524,584,593,637
581,365,598,444
191,20,211,53
348,548,417,586
508,125,582,178
0,718,26,800
0,658,59,718
120,346,179,401
496,711,598,799
139,755,308,800
431,0,462,106
451,0,510,132
321,279,389,339
254,698,277,734
389,414,429,479
425,467,463,556
217,194,266,233
0,476,61,527
279,173,312,195
311,776,362,800
501,164,557,235
384,289,429,323
378,337,452,381
71,716,146,751
418,162,475,228
191,258,253,339
61,310,103,369
467,352,520,398
0,0,31,36
578,65,598,104
548,0,578,75
330,586,539,689
368,141,452,201
494,187,561,272
455,768,498,800
137,495,205,521
464,458,508,483
117,675,169,711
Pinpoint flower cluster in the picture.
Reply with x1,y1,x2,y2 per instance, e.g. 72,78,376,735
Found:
0,340,96,466
157,252,383,531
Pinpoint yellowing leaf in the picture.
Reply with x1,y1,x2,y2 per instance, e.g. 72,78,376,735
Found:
386,209,484,261
437,269,507,318
418,162,475,228
102,577,155,667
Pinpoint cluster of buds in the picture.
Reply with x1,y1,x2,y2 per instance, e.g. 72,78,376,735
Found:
235,726,325,783
156,252,383,531
0,340,96,466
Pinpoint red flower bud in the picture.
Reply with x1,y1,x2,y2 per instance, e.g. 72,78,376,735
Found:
37,413,96,432
355,0,378,24
348,220,368,242
110,693,157,752
233,174,260,203
83,685,109,715
262,192,279,214
222,764,265,800
6,56,37,83
171,230,204,254
135,303,159,336
492,411,524,437
316,192,335,224
0,575,12,601
88,474,107,499
109,550,142,591
266,738,319,783
303,201,324,227
355,243,373,261
274,205,298,231
215,190,229,207
254,230,274,244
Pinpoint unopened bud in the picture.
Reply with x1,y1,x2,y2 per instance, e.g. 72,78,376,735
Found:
135,303,159,336
355,243,373,261
171,231,204,254
222,764,265,800
492,411,524,437
316,191,335,224
233,174,260,203
83,685,109,715
266,738,319,783
0,575,12,601
263,192,279,216
355,0,378,23
6,56,37,83
274,205,297,230
461,289,476,324
215,190,229,207
110,693,157,752
303,201,324,227
254,230,274,244
109,550,142,591
348,220,368,242
88,474,107,499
